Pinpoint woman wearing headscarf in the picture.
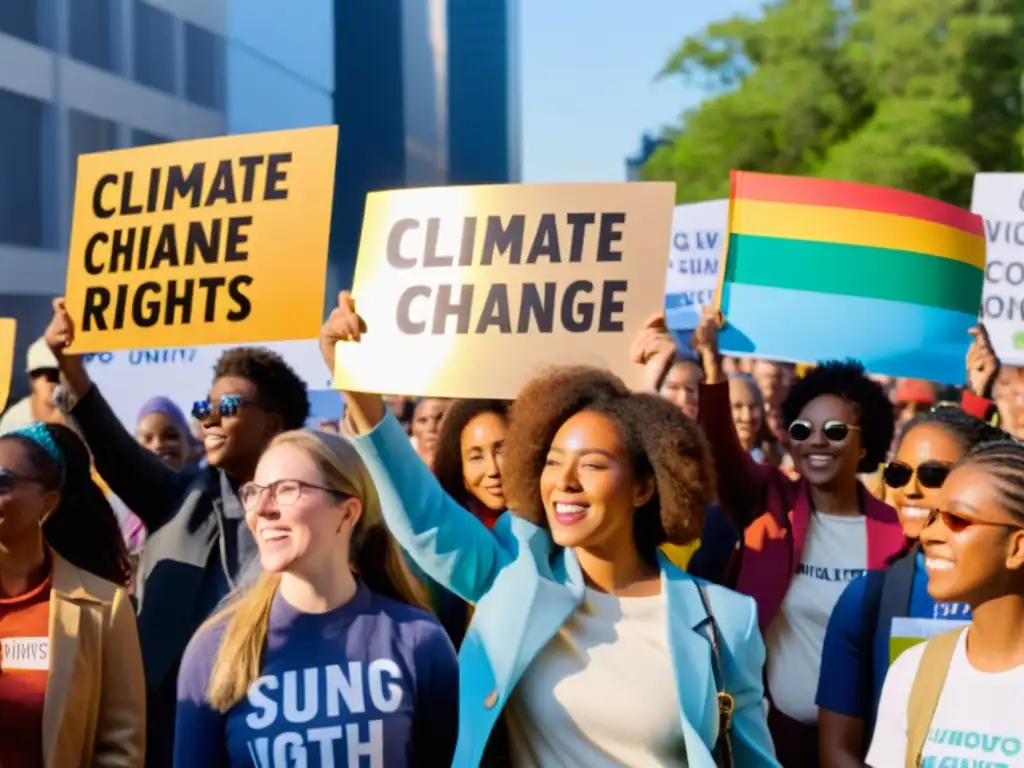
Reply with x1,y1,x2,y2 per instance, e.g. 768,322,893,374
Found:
0,422,144,767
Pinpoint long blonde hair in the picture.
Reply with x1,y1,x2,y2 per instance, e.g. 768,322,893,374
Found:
202,429,429,712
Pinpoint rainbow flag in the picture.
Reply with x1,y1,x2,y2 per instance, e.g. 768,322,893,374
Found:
717,172,986,383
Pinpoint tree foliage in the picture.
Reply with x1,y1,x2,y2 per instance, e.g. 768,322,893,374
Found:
645,0,1024,206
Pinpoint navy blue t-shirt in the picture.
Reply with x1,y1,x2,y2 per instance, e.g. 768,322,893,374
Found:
816,552,971,723
174,582,459,767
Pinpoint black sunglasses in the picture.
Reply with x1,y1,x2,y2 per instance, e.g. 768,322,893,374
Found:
0,468,46,495
191,394,256,422
788,419,859,443
883,460,953,490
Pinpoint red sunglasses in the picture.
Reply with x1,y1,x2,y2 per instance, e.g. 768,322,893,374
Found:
930,509,1022,534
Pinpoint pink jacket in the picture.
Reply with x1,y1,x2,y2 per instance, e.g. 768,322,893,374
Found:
698,381,906,634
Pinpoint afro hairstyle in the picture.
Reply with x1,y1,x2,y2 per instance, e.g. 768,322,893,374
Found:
781,359,893,472
502,366,715,567
213,347,310,430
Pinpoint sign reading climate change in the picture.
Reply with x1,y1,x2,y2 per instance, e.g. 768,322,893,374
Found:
64,126,338,354
334,183,674,399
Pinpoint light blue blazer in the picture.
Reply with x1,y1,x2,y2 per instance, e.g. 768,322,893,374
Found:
353,412,779,768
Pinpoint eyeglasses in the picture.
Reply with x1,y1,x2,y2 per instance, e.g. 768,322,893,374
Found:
929,508,1023,534
0,468,45,495
883,460,953,490
787,419,860,443
238,479,344,511
192,394,256,422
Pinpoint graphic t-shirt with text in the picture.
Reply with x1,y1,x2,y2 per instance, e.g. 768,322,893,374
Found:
175,583,459,768
766,511,867,723
867,629,1024,767
0,570,52,768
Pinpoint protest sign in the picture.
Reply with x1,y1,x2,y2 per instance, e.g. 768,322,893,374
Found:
334,182,675,399
81,340,330,430
718,172,985,383
971,173,1024,366
0,319,15,412
63,125,338,354
665,199,727,332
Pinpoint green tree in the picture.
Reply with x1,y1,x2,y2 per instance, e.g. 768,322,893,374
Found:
645,0,1024,207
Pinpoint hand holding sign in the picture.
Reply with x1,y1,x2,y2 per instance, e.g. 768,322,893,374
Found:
966,324,1000,397
629,314,678,393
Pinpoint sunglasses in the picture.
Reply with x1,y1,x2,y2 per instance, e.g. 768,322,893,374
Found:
929,508,1023,535
883,460,953,490
191,394,255,422
787,419,859,443
0,468,46,495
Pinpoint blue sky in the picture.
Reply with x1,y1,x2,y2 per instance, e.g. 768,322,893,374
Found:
519,0,764,183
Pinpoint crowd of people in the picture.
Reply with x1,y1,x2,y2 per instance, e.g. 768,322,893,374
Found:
1,291,1023,768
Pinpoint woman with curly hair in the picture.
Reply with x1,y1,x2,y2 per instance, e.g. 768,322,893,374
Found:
434,399,510,529
641,308,907,767
319,292,779,767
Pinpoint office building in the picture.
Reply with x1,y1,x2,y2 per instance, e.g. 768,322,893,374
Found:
447,0,521,184
330,0,521,299
0,0,228,398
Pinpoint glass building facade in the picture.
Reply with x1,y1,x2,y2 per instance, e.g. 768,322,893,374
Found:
1,0,519,402
0,0,227,401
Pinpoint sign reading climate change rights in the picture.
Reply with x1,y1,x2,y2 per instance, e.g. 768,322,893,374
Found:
64,126,338,354
334,183,674,399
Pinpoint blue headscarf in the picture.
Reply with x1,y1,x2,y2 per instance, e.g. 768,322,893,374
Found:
10,422,66,485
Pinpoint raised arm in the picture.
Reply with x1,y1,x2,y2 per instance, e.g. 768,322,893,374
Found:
45,299,188,532
323,292,509,603
693,309,774,529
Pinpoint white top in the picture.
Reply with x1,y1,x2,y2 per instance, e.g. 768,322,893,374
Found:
505,588,687,767
867,629,1024,767
765,511,868,723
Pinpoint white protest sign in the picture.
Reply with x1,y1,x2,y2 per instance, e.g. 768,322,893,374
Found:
970,174,1024,365
664,199,728,331
82,340,333,431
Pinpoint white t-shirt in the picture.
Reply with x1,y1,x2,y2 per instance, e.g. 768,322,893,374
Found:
867,629,1024,767
765,511,868,723
504,588,686,767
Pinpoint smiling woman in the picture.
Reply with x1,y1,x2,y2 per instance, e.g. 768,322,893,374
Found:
320,291,780,768
174,429,458,768
867,441,1024,767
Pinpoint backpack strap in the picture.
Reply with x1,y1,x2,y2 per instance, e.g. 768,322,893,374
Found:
696,583,735,768
905,628,964,768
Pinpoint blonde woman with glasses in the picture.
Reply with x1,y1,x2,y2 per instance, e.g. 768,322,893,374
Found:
173,430,459,767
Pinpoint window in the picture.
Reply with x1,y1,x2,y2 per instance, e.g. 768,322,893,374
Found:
133,0,176,94
68,110,118,212
131,129,171,147
0,89,46,247
0,0,42,46
69,0,115,72
184,23,225,110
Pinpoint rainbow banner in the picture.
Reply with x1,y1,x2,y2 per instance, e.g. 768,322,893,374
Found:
717,172,986,383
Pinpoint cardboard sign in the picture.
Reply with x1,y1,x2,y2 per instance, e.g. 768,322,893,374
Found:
0,318,15,412
971,173,1024,365
665,200,728,332
64,126,338,353
334,182,674,399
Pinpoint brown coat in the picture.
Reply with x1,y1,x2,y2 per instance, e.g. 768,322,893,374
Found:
42,551,145,767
